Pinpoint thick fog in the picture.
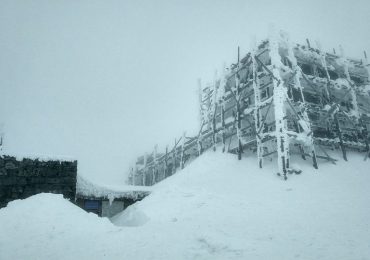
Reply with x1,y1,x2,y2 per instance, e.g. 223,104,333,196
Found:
0,0,369,184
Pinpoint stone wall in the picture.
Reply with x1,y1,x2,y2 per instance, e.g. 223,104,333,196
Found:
0,155,77,208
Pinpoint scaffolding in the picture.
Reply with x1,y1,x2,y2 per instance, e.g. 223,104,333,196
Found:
128,32,370,184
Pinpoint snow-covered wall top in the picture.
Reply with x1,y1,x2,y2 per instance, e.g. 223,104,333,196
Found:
0,153,76,162
76,174,151,203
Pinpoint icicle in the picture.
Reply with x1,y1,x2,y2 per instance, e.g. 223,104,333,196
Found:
108,194,115,206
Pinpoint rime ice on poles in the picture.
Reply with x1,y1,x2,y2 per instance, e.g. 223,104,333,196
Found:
132,31,370,184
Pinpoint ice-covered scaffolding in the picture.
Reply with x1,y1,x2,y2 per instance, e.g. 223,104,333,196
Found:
129,32,370,183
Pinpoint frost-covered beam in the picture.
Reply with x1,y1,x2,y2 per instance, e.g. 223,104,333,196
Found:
252,50,263,168
235,47,243,160
269,33,289,180
283,33,318,169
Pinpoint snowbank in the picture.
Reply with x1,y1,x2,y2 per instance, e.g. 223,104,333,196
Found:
1,150,370,259
0,193,115,260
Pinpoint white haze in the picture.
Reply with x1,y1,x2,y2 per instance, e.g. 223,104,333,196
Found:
0,0,369,184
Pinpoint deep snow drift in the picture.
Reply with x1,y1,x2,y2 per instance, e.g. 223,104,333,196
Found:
1,150,370,260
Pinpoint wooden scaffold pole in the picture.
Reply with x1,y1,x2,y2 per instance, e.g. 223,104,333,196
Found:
235,46,243,160
219,66,227,153
252,49,263,168
180,132,186,169
269,33,289,179
285,34,318,169
212,71,218,152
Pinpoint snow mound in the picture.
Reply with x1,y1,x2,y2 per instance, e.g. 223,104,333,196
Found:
112,150,370,259
1,150,370,260
111,205,149,227
0,193,115,260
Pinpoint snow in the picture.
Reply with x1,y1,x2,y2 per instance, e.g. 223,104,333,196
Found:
77,174,151,203
269,30,289,175
0,153,76,162
1,150,370,259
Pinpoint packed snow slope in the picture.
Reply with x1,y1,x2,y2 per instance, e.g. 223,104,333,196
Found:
1,150,370,260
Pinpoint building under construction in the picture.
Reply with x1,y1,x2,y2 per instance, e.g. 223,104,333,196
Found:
129,32,370,184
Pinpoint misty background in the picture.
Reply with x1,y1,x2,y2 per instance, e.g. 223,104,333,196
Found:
0,0,369,184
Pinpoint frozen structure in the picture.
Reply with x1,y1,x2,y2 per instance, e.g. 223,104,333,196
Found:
129,32,370,183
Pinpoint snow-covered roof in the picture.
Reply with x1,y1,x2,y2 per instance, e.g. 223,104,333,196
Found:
76,174,151,203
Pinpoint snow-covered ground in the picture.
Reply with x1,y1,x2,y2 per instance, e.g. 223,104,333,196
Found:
1,150,370,260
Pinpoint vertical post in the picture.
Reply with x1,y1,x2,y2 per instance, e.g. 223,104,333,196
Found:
363,51,370,158
180,132,186,169
164,145,168,178
319,44,347,161
293,120,306,160
306,38,311,49
219,64,227,153
363,50,369,76
284,33,318,169
198,78,204,129
197,123,204,156
334,113,347,161
317,43,331,102
133,164,137,186
212,71,218,152
143,153,147,186
212,105,217,152
339,45,359,120
269,34,289,180
235,46,243,160
173,138,177,174
197,134,203,156
252,51,263,168
0,124,4,152
152,145,158,185
221,98,226,153
128,166,134,185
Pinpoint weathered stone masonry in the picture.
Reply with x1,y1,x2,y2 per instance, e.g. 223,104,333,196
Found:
0,155,77,208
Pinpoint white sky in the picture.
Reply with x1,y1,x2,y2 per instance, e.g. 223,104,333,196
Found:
1,0,369,183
